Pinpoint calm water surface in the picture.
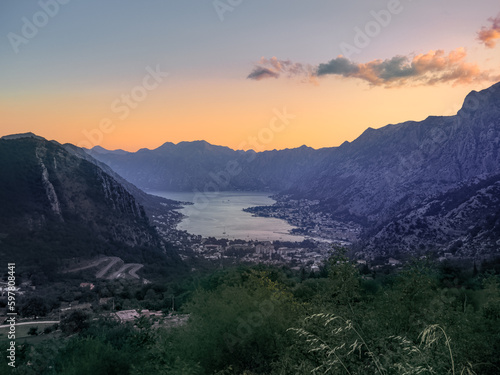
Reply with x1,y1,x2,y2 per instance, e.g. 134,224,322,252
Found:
149,191,304,242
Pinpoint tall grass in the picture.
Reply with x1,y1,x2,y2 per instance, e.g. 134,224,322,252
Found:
290,314,477,375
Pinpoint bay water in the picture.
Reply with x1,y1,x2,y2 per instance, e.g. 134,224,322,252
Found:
149,191,304,242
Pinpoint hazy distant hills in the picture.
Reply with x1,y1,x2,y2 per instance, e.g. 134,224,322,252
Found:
0,135,181,276
87,140,327,192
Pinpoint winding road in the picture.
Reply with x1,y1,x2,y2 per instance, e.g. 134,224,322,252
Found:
95,257,123,278
64,256,143,280
107,263,143,280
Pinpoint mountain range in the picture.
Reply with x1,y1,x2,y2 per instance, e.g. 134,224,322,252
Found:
87,82,500,258
2,81,499,265
0,134,183,279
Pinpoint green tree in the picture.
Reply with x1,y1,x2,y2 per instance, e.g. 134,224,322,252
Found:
20,296,49,318
54,337,130,375
138,268,302,374
323,246,361,309
60,310,90,334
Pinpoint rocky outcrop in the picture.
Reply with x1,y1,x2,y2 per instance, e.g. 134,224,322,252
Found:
36,149,63,219
62,143,183,221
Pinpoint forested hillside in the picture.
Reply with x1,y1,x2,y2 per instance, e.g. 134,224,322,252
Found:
3,251,499,374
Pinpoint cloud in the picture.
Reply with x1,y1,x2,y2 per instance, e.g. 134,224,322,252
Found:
247,57,316,83
316,57,359,76
477,14,500,48
247,67,279,80
248,48,498,88
316,54,416,84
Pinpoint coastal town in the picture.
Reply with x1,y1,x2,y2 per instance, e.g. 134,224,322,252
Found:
148,196,470,273
153,216,336,271
149,197,332,269
243,196,363,242
149,197,362,272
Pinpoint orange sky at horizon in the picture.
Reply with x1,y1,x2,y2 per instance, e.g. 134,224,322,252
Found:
0,77,490,152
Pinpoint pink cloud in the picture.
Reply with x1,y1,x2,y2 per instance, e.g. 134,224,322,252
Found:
249,48,499,88
477,14,500,48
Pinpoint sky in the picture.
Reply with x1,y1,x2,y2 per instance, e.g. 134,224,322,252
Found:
1,0,499,151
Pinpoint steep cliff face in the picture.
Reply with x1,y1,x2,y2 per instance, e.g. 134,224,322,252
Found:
0,136,180,271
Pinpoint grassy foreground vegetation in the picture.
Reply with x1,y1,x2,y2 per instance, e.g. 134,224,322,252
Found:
2,249,500,374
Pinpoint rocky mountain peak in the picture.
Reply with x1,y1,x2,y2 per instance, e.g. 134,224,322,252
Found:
457,81,500,119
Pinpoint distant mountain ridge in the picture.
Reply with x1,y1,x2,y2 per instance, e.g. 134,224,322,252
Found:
86,139,329,192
